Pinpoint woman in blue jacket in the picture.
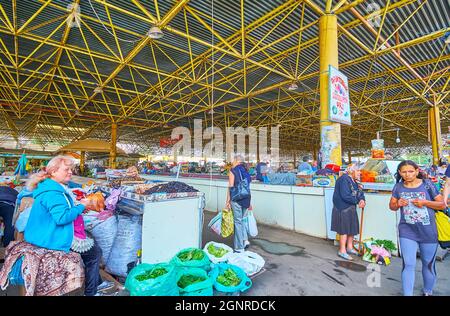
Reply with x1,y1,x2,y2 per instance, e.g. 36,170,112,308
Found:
25,156,112,296
331,164,366,260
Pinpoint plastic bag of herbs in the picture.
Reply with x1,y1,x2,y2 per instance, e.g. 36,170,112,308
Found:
203,241,233,264
170,247,211,271
209,263,252,293
176,268,213,296
125,263,179,296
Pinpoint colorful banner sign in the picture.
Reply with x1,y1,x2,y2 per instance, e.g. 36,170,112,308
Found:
329,65,351,125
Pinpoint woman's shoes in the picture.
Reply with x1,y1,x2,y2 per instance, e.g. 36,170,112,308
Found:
244,240,250,249
97,280,115,292
337,252,353,261
347,248,359,256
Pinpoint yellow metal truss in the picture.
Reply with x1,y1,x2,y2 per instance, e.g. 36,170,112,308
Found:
0,0,447,153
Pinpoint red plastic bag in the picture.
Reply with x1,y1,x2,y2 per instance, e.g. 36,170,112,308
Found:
325,164,340,173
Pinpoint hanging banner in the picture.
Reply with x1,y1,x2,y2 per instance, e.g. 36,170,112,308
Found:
329,65,351,125
320,124,342,167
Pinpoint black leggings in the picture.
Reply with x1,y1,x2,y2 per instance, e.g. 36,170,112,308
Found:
0,202,15,247
80,243,103,296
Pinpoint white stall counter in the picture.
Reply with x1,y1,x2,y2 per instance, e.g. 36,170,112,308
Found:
140,174,399,253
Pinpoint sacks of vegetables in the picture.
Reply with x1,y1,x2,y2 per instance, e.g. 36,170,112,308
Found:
170,247,211,271
176,268,213,296
203,241,233,264
209,263,252,293
125,263,179,296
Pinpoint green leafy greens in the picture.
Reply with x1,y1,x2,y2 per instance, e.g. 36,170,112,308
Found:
135,267,168,281
207,244,229,258
177,274,206,289
216,268,241,287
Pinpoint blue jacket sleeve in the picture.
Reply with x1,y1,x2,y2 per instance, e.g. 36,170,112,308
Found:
42,191,85,226
338,178,359,205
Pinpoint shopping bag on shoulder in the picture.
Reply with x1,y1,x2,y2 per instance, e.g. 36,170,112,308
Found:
208,212,222,236
221,209,234,238
435,210,450,249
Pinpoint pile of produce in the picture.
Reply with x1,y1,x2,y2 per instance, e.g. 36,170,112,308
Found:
177,249,205,262
143,181,198,194
135,267,168,281
177,274,207,289
207,243,229,258
372,239,397,252
216,268,241,287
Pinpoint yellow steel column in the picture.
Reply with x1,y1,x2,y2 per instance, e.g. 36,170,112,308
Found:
319,14,342,166
429,106,441,165
80,151,85,175
110,123,117,169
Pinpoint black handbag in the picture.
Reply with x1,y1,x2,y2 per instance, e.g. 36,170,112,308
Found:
230,169,250,202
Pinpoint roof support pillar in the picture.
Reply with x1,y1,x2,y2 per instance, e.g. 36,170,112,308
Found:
109,123,117,169
429,106,441,166
319,14,342,167
80,150,85,174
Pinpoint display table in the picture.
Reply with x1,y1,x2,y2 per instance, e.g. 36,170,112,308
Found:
98,186,205,264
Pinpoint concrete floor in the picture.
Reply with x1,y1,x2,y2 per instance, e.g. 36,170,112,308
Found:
202,211,450,296
2,210,450,296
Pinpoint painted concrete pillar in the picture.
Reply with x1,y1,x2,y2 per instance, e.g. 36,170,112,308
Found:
110,123,117,169
319,14,342,166
429,106,441,165
80,151,85,174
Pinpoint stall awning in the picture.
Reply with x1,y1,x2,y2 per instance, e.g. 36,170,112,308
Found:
56,139,126,154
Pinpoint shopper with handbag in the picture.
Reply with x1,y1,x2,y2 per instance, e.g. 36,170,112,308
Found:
226,155,251,253
389,160,446,296
331,164,366,261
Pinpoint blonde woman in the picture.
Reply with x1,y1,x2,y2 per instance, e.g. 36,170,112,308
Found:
25,156,111,296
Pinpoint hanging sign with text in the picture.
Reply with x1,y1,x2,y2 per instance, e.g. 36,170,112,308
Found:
329,65,351,125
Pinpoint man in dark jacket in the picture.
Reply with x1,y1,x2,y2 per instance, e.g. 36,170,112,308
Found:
0,186,19,247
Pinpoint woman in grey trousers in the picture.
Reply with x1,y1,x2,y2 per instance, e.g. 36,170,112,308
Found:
226,155,252,252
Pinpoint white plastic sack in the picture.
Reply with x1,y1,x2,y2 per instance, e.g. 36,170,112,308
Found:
247,211,258,237
91,215,118,265
203,241,233,264
208,212,222,236
227,251,265,276
15,206,31,233
106,214,142,277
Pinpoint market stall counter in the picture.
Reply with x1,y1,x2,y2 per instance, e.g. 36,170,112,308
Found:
99,185,205,265
140,174,401,255
69,176,205,270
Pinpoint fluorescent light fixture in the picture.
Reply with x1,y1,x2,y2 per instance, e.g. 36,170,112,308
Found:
288,82,298,91
148,26,163,39
396,137,401,143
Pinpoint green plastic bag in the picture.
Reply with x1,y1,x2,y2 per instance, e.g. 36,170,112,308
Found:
176,268,213,296
125,263,179,296
170,248,211,271
209,263,252,293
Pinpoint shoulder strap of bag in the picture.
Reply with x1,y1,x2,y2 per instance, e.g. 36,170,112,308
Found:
423,179,449,215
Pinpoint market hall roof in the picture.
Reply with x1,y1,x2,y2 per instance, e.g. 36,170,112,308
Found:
0,0,448,153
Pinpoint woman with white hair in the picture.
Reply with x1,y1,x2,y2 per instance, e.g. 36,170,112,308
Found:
331,164,366,260
226,155,252,252
24,155,112,296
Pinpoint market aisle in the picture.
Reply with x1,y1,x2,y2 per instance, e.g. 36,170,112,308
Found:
202,211,450,296
1,210,450,296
